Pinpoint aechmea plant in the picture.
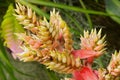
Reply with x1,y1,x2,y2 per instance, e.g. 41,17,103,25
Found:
80,29,106,57
104,51,120,80
107,51,120,76
4,2,120,80
14,3,80,74
97,51,120,80
72,29,106,64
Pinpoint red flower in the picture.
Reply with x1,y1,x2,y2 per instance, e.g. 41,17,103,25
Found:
73,66,98,80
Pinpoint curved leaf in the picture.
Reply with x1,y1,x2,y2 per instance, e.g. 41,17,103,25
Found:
105,0,120,24
19,0,112,16
1,4,24,54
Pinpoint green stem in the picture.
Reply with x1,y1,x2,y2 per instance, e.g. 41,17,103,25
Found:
0,62,7,80
62,10,83,33
79,0,93,29
20,0,116,16
96,57,104,68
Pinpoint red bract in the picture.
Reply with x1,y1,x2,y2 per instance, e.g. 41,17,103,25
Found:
73,67,98,80
71,49,97,59
71,49,97,63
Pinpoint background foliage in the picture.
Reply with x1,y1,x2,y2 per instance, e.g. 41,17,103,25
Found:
0,0,120,80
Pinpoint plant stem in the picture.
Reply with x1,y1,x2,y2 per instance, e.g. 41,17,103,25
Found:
79,0,93,29
20,0,117,17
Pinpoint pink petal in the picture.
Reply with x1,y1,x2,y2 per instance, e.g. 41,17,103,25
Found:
71,49,97,59
8,40,23,53
73,67,98,80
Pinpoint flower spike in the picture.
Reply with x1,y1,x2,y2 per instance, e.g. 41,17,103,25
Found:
12,3,115,79
80,29,106,57
107,51,120,76
14,2,39,33
44,50,81,74
14,3,76,74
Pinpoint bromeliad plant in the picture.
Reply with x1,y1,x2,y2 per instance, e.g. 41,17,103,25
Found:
14,2,80,74
2,2,120,80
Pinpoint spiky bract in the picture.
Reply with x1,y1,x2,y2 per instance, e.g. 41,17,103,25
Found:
107,51,120,76
14,3,39,32
80,29,106,57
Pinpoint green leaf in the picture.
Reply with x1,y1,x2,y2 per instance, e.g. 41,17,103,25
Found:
19,0,113,16
0,62,7,80
1,4,24,53
62,10,83,33
0,46,17,80
79,0,93,29
105,0,120,24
